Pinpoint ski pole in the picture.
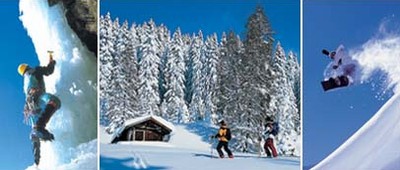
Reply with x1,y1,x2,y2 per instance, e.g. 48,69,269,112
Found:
210,135,215,159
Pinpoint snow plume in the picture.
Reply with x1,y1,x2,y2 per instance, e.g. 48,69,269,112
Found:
351,17,400,94
19,0,97,169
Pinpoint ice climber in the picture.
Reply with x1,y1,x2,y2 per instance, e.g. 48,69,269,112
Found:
214,120,234,158
18,51,61,165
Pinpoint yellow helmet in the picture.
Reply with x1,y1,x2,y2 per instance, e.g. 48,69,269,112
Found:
18,64,29,76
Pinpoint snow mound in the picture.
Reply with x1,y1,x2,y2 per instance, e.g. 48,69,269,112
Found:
26,140,97,170
169,125,211,151
100,126,113,144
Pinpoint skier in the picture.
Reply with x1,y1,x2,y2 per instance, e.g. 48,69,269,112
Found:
214,120,233,158
18,51,61,165
263,117,278,158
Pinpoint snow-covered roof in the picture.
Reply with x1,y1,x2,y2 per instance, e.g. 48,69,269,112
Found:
123,115,175,132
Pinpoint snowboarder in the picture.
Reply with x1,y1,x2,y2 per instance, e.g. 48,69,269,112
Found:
263,117,278,158
18,51,61,165
321,45,358,91
322,48,340,70
214,120,233,158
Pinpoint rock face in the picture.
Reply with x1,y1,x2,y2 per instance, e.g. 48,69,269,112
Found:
49,0,97,57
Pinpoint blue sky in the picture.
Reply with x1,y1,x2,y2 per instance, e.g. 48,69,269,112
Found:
303,0,400,168
101,0,300,56
0,1,40,169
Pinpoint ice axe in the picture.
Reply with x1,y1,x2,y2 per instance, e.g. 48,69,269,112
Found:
47,50,54,61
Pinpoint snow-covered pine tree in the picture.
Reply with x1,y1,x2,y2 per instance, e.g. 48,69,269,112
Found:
216,32,227,118
135,23,144,62
189,31,206,121
113,20,132,122
270,41,286,118
216,31,248,151
181,33,192,111
102,17,124,133
284,51,301,156
231,5,275,152
162,28,189,123
220,31,244,123
137,19,161,116
157,24,171,105
287,51,300,126
99,13,114,126
182,34,192,63
120,21,140,119
271,42,294,155
203,34,219,123
184,33,196,108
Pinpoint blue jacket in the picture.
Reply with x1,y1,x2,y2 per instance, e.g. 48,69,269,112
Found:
23,60,56,117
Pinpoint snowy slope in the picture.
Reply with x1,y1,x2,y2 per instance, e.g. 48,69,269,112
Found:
19,0,97,169
312,93,400,170
312,23,400,169
100,124,300,170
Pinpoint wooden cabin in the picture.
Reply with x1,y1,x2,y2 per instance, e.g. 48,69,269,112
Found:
111,115,174,143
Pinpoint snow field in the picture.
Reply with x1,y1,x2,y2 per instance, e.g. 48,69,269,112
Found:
100,124,300,170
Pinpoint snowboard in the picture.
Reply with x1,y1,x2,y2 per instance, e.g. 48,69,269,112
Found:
321,75,349,91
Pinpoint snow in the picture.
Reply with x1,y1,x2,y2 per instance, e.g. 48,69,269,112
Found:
168,125,210,151
19,0,97,169
100,124,300,170
352,33,400,94
123,115,175,132
100,126,114,144
312,21,400,169
312,93,400,170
